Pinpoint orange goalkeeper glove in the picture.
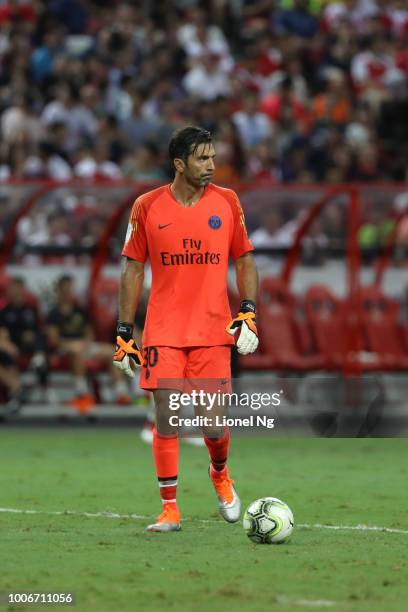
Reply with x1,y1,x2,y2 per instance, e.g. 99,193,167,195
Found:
226,299,259,355
113,322,143,378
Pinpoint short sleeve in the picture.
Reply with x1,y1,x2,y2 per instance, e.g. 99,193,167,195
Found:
122,197,148,263
229,190,254,260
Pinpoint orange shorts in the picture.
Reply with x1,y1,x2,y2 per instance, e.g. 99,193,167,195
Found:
140,345,231,392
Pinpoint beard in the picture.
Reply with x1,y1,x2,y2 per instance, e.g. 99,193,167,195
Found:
199,175,212,186
185,172,212,187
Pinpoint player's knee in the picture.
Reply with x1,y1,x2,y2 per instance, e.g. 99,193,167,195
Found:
155,406,177,436
156,418,178,437
201,425,225,439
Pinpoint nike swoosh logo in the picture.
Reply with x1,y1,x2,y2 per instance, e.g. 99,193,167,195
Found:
158,223,172,230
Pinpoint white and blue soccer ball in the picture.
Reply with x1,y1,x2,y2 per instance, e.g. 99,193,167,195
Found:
243,497,294,544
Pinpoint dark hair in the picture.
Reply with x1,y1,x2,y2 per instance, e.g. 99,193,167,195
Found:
168,126,212,164
57,274,73,289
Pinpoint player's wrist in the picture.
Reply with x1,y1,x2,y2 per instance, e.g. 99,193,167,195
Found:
116,321,134,342
239,299,256,314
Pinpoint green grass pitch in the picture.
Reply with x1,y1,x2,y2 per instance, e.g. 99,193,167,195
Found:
1,431,407,612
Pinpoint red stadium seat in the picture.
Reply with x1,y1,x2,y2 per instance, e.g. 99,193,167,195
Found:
303,285,363,370
241,278,324,371
357,286,408,371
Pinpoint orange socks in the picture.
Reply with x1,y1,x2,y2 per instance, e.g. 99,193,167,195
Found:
152,427,230,506
152,427,179,504
204,427,230,472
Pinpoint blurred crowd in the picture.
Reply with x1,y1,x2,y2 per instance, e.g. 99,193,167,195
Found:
0,0,407,185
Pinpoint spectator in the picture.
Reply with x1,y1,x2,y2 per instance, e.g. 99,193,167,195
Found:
97,115,128,165
260,76,309,129
15,208,75,266
276,0,319,38
213,120,246,183
351,35,398,99
41,83,98,154
49,0,90,35
183,53,232,100
325,142,354,183
0,277,47,412
239,0,275,21
119,90,159,148
232,90,273,149
30,30,64,83
121,142,167,182
80,216,106,249
311,68,352,127
23,141,73,180
178,6,233,72
46,275,131,413
344,104,375,150
0,1,36,26
354,142,382,181
154,98,185,152
74,143,123,180
105,74,134,123
359,206,395,249
322,203,347,248
302,218,329,265
325,17,358,73
45,120,71,161
1,93,44,147
252,206,308,249
324,1,354,32
41,83,75,129
248,142,279,181
0,312,21,414
252,33,283,80
250,210,287,248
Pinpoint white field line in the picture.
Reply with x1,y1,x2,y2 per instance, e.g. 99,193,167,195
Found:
0,507,408,534
0,507,149,520
276,596,337,607
298,522,408,535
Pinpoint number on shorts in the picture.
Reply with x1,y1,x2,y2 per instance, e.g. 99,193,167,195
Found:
143,347,158,379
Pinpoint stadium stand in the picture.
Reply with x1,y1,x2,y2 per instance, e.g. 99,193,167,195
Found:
0,1,406,184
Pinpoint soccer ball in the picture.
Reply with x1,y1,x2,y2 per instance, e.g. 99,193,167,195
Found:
243,497,294,544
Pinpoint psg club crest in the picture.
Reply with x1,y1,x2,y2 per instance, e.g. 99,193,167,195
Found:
208,215,222,230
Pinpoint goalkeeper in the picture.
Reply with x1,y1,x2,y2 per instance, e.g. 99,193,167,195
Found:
113,126,259,532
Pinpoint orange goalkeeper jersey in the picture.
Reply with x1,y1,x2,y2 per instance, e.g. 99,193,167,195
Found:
122,183,254,347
